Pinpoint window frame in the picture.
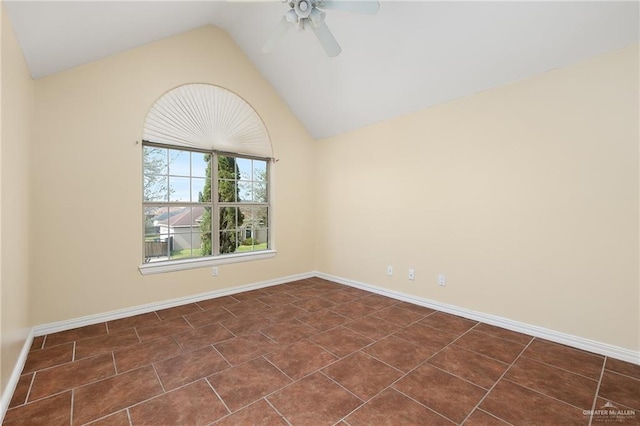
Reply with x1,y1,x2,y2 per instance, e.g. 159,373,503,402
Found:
139,142,276,275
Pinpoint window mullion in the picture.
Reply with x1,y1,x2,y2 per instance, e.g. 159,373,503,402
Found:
212,152,220,256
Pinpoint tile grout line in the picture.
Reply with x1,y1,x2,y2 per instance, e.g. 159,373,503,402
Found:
588,356,607,426
500,377,594,412
69,389,74,426
150,364,167,393
458,338,536,425
517,353,603,382
264,398,294,426
23,371,37,406
204,377,232,415
125,408,133,426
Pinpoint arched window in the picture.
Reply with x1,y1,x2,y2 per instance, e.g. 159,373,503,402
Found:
139,84,275,274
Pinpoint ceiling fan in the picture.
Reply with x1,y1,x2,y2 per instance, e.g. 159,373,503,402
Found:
262,0,380,57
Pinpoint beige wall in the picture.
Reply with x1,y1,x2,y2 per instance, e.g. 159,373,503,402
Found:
1,6,34,397
30,26,316,325
315,45,639,351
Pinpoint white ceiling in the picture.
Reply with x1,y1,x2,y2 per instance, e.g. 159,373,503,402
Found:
5,1,639,140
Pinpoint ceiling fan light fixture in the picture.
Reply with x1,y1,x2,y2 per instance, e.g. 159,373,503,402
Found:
294,0,312,18
285,9,298,23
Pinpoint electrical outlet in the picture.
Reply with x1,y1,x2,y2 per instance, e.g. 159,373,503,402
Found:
212,267,219,277
438,273,446,286
408,268,415,280
386,265,393,276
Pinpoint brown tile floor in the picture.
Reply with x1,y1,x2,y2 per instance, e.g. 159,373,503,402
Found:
4,278,640,425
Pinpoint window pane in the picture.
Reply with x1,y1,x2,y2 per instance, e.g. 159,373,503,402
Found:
144,207,170,262
238,180,253,203
253,160,267,182
219,207,238,231
169,207,191,232
169,177,190,202
169,149,190,176
219,231,240,254
191,152,208,178
144,174,168,202
218,156,238,180
236,157,252,180
192,178,207,202
253,181,267,202
143,146,168,175
199,206,213,256
218,180,237,202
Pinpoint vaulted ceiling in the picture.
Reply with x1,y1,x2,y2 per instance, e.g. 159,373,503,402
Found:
5,1,639,139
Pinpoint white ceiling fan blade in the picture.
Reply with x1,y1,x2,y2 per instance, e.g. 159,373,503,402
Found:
311,20,342,57
262,16,294,53
317,1,380,15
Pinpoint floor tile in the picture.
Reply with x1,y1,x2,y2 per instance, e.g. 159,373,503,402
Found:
230,289,269,302
480,379,587,425
265,339,338,380
75,328,140,360
505,356,598,409
472,323,533,345
373,306,425,327
261,304,308,322
329,301,380,319
85,410,130,426
290,288,330,300
214,332,279,365
29,353,115,401
30,336,45,352
346,388,454,426
184,307,235,328
261,321,318,345
208,357,292,411
343,315,401,340
522,339,604,379
220,313,272,335
393,363,486,423
598,370,640,410
419,312,478,335
267,372,362,425
355,294,398,310
114,335,182,373
8,373,33,408
3,391,71,426
320,290,361,304
364,335,434,372
196,295,240,311
310,326,373,357
463,409,511,425
129,380,228,425
394,323,457,352
322,352,402,400
393,302,436,316
154,346,230,391
155,303,203,320
213,399,287,426
428,345,509,389
22,343,73,374
72,366,163,425
107,312,160,332
173,323,234,352
135,317,193,342
298,309,350,331
223,299,269,316
258,293,300,306
605,357,640,380
293,296,335,313
453,330,525,364
44,323,107,348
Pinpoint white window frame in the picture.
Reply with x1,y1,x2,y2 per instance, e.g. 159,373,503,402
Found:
139,143,276,275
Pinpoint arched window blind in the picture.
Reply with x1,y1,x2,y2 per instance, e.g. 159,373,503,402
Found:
142,84,273,158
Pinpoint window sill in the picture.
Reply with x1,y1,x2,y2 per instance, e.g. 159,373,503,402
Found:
138,250,277,275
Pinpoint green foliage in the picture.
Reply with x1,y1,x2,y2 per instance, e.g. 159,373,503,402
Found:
241,237,258,245
199,154,244,255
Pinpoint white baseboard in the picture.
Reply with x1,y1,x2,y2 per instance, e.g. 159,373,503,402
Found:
33,271,315,336
0,329,34,424
314,271,640,365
